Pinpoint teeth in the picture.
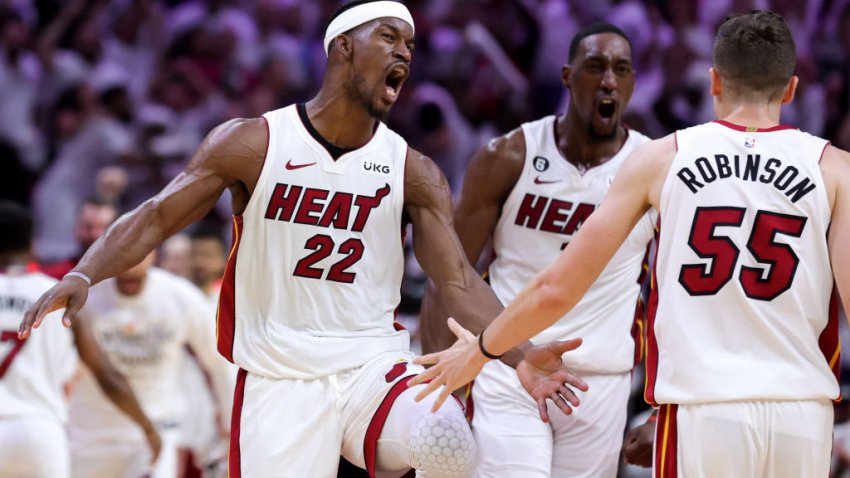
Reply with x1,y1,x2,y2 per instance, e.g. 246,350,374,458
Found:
601,99,613,104
386,86,397,98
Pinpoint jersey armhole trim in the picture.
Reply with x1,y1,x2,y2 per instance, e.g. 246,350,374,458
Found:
239,114,275,215
819,141,831,164
673,131,678,151
503,127,529,202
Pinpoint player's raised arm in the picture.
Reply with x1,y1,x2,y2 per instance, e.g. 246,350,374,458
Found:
410,134,674,408
418,129,524,355
71,312,162,463
19,118,268,337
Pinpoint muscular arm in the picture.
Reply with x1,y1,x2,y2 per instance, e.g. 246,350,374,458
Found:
404,148,506,358
453,129,526,263
20,118,267,336
72,314,161,459
78,118,265,284
418,131,528,366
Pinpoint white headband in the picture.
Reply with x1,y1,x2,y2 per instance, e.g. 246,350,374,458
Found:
324,1,415,56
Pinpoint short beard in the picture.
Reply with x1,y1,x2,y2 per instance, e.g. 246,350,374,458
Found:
350,71,389,121
586,120,619,142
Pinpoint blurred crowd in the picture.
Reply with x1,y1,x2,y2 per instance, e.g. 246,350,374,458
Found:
3,0,850,475
3,0,850,261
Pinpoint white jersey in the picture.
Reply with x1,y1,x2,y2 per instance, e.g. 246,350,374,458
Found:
0,270,76,422
70,267,228,442
648,120,837,405
489,116,655,374
218,104,409,379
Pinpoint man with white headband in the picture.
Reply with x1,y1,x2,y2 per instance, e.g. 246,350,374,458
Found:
19,1,584,477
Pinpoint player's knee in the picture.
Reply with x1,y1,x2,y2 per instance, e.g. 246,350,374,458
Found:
409,406,476,477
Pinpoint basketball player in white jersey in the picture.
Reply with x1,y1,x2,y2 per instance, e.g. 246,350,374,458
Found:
18,2,583,477
413,10,850,478
68,251,233,478
420,23,653,478
0,202,160,478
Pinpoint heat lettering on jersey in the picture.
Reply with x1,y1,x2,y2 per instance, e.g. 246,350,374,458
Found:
676,154,817,203
264,183,391,232
514,193,596,236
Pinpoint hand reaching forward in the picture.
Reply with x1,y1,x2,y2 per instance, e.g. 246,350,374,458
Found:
409,318,489,412
516,339,588,423
18,275,90,338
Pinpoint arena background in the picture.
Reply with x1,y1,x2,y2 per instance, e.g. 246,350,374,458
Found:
2,0,850,477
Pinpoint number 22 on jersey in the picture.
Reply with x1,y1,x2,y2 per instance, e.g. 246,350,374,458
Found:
678,206,806,301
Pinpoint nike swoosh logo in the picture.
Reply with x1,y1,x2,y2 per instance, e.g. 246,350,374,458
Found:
534,176,562,185
285,160,317,170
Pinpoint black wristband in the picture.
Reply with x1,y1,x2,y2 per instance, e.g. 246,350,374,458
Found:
478,329,502,360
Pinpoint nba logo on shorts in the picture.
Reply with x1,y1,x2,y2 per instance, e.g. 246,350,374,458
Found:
744,136,756,148
533,156,550,172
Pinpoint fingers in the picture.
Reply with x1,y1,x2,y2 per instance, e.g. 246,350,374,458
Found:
563,372,589,392
446,317,474,341
18,304,36,339
537,399,550,423
559,384,580,407
413,352,443,366
430,386,452,413
550,337,583,355
412,373,443,401
20,297,51,338
62,295,83,328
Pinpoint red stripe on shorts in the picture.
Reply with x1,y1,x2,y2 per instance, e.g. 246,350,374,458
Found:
216,215,243,362
229,368,248,478
364,375,414,478
654,404,678,478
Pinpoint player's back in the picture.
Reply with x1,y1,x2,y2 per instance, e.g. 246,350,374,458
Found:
0,270,77,423
648,120,837,405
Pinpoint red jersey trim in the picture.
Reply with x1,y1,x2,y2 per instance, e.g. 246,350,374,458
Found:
631,242,652,365
654,404,678,478
820,287,841,401
819,141,832,164
216,215,243,362
364,375,414,478
644,218,661,406
712,120,797,132
228,368,248,478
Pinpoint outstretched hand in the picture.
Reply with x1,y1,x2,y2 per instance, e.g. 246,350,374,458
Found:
409,318,489,412
18,276,90,338
516,339,588,423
